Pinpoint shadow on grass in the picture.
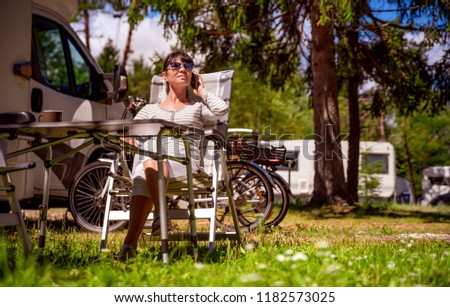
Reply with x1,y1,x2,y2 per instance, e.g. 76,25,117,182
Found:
360,205,450,222
295,202,450,223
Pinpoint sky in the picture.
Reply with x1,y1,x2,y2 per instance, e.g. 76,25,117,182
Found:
72,11,175,70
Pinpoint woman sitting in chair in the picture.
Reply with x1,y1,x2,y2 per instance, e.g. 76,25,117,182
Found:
118,50,229,260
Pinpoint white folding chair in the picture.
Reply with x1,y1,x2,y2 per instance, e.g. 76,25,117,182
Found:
100,70,241,261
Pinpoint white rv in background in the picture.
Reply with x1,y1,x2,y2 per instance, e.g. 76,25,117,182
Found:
0,0,128,207
268,139,396,200
420,166,450,205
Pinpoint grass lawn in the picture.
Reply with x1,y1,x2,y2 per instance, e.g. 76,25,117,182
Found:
1,203,449,286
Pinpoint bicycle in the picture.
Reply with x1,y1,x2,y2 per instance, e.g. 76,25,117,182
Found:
227,128,292,227
217,160,274,232
68,96,145,232
255,151,294,228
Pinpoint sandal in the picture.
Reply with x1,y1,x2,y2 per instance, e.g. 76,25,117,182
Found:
151,215,174,236
117,244,137,261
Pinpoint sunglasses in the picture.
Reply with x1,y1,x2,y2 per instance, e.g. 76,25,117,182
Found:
168,61,194,71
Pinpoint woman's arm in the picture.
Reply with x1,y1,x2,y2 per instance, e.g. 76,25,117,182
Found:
192,72,229,121
201,91,229,121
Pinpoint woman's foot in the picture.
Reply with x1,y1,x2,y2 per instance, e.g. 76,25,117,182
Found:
117,244,137,261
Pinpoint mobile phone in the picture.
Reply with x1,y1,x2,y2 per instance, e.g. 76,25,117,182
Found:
191,73,199,89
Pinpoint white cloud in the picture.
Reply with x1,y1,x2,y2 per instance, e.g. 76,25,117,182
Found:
71,12,175,69
427,44,445,64
404,32,445,64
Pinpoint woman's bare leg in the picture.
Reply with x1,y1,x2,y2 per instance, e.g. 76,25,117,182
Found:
143,160,169,217
123,195,153,248
121,160,169,249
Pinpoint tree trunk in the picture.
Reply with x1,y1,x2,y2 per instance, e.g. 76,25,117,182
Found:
379,111,386,141
122,26,133,67
347,68,360,204
122,0,138,67
309,0,348,206
82,0,90,52
346,6,361,205
402,116,416,204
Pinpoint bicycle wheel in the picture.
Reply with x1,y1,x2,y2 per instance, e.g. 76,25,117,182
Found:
69,161,129,232
264,173,290,227
216,161,274,232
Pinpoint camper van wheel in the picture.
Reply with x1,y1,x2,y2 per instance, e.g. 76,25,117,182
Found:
69,162,128,232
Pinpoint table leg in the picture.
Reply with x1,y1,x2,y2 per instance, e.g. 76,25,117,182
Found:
39,146,52,257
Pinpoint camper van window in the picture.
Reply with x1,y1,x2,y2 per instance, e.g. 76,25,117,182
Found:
277,151,299,171
33,16,93,98
361,153,389,174
68,38,92,98
33,17,69,93
428,176,450,186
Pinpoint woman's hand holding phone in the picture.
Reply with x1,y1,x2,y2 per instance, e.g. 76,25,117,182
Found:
191,73,199,89
191,72,206,97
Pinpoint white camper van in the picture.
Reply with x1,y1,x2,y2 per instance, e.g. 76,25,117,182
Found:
0,0,128,209
420,166,450,205
268,139,396,200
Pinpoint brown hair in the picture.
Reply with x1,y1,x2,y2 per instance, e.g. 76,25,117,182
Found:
163,50,194,94
163,50,194,71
